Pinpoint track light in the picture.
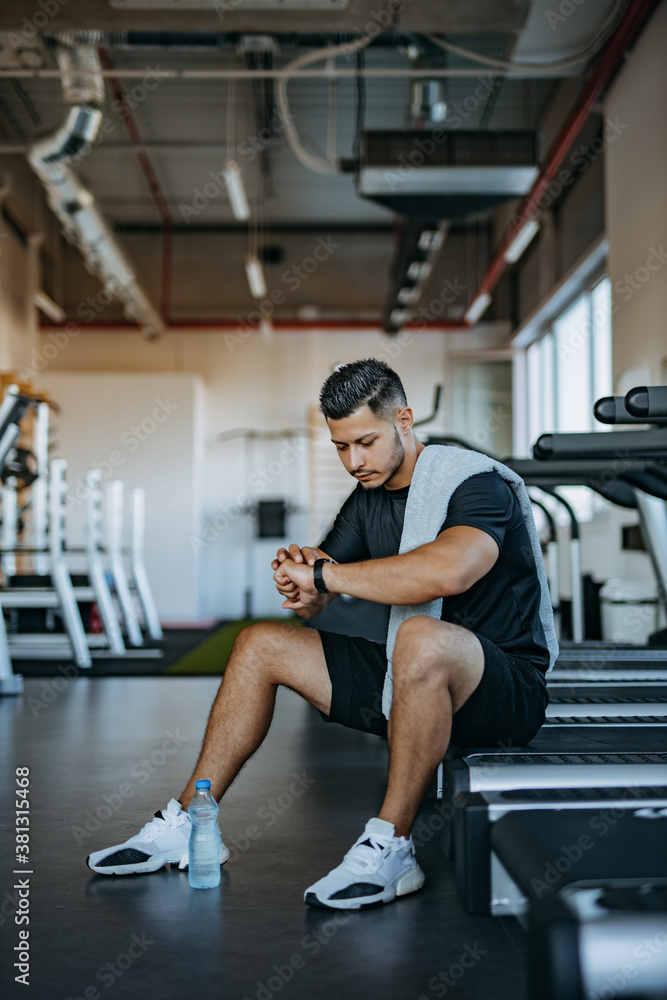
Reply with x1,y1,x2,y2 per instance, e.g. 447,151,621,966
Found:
418,229,445,252
245,254,267,300
407,260,431,282
505,219,540,264
389,308,413,327
464,292,492,325
397,286,421,305
223,160,250,221
33,290,65,323
259,318,274,342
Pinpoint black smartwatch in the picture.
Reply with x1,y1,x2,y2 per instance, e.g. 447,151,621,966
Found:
313,558,335,594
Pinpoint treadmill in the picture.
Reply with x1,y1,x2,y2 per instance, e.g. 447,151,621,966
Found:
492,810,667,1000
528,389,667,656
506,407,667,678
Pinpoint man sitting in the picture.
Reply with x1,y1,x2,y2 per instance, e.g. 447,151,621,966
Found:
87,358,552,910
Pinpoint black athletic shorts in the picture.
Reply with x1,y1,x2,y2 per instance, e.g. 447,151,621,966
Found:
317,629,549,749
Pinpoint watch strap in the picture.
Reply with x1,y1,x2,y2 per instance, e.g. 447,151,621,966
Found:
313,558,334,594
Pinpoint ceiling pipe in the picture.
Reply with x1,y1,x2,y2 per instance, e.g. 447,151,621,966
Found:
0,67,582,81
30,1,654,337
27,33,165,340
38,319,464,332
98,46,173,324
463,0,659,326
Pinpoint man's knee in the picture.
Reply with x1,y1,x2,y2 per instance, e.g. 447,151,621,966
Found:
392,617,467,685
393,617,448,684
230,620,294,670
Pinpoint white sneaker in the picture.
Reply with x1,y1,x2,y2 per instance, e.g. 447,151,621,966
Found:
304,817,425,910
87,798,230,875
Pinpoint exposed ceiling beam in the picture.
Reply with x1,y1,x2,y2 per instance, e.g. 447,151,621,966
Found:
0,66,579,80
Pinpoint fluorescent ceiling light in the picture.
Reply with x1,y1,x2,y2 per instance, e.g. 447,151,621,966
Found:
245,254,267,300
418,229,444,252
407,261,431,282
505,219,540,264
389,308,412,327
397,286,421,305
33,290,65,323
464,292,492,325
223,160,250,221
259,318,274,342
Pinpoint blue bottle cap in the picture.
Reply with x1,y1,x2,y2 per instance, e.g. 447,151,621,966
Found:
195,779,211,788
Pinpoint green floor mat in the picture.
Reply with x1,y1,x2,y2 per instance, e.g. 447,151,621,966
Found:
166,617,301,675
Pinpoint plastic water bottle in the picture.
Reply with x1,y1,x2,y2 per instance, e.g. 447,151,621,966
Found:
188,780,221,888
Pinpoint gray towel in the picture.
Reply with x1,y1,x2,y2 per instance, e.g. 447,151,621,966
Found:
382,445,558,719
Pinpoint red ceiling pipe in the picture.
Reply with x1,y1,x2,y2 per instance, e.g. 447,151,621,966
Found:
466,0,660,317
98,48,173,323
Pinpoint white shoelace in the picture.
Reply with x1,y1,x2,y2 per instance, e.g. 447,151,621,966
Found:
138,808,184,841
343,833,396,874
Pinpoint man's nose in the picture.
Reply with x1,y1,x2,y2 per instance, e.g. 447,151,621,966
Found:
347,446,364,471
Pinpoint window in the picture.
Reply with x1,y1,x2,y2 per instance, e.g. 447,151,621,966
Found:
519,277,613,521
554,295,592,433
523,277,612,445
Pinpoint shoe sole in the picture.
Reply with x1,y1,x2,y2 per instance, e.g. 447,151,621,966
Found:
87,844,230,876
86,852,183,875
304,864,425,910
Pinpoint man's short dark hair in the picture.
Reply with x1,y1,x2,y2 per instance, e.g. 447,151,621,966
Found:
319,359,408,422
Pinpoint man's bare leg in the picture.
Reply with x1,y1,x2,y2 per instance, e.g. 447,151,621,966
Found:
178,621,332,808
378,616,484,837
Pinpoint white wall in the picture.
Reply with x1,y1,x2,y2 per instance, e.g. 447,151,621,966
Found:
33,326,459,619
39,372,204,623
605,0,667,386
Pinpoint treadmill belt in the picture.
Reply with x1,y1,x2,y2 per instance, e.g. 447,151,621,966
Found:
490,810,667,900
499,786,667,802
545,715,667,724
547,693,667,704
556,649,666,662
550,669,667,682
467,752,667,765
553,662,667,671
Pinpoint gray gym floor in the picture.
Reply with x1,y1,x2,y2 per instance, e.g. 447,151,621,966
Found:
0,677,528,1000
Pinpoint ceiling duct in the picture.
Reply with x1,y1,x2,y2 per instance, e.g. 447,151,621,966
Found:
358,130,540,219
28,33,165,339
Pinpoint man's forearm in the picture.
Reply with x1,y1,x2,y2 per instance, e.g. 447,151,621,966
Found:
321,547,460,605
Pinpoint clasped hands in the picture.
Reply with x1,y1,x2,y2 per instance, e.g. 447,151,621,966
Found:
271,544,332,614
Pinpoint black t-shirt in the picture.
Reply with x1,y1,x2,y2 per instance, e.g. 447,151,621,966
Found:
319,471,550,672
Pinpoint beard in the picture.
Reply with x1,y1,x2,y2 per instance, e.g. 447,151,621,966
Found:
365,427,405,489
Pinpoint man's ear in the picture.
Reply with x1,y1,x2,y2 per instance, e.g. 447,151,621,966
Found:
396,406,414,431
